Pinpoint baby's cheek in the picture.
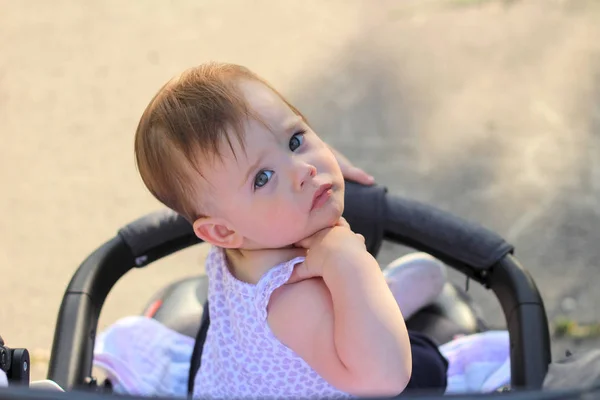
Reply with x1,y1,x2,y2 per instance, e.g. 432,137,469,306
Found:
271,217,308,244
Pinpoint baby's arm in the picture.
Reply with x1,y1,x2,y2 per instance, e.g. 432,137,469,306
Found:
268,224,412,397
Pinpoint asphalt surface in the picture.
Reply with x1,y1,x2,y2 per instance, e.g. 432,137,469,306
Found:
1,0,599,380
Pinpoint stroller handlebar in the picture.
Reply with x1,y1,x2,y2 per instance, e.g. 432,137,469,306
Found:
48,182,551,391
116,182,515,274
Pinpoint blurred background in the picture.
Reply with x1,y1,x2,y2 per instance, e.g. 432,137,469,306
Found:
1,0,600,380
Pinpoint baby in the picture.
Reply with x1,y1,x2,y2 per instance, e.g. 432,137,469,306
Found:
134,62,447,398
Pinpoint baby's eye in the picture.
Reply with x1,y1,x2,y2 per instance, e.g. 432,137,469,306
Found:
254,170,273,189
289,132,305,152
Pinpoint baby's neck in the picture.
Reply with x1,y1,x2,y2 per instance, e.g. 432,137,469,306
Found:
224,246,306,284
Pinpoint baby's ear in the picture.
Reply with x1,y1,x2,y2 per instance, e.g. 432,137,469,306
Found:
192,217,243,248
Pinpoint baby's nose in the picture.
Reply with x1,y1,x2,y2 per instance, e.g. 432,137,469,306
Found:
296,164,317,189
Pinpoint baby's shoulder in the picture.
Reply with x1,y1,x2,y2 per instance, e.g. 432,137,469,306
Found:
267,278,333,334
272,276,329,304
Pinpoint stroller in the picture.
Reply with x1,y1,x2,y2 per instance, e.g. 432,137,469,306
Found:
3,180,581,400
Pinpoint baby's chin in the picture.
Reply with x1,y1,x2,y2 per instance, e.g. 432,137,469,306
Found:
254,208,344,249
299,213,343,240
260,220,338,250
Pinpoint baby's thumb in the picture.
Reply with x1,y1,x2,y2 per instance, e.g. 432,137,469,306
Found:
295,233,320,249
286,262,312,284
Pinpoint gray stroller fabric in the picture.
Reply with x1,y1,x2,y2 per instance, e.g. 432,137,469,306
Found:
543,349,600,389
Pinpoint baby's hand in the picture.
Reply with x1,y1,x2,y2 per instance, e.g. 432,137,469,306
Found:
279,218,411,395
289,218,365,283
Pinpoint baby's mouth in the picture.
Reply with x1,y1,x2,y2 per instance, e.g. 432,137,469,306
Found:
311,183,333,211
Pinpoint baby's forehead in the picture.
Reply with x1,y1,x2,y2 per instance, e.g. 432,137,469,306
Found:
237,80,295,122
192,151,248,200
187,78,305,175
198,124,274,179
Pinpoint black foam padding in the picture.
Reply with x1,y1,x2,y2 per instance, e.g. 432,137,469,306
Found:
118,209,194,258
117,181,388,259
116,181,513,271
342,181,387,256
384,195,514,270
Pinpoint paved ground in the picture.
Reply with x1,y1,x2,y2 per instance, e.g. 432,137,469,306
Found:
2,0,600,381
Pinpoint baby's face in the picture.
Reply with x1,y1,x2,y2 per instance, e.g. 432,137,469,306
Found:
197,80,345,249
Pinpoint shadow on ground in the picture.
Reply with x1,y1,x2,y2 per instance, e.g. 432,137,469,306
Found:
285,0,600,358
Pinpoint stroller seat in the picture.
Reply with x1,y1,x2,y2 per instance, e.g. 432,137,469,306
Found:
143,273,485,347
47,181,550,392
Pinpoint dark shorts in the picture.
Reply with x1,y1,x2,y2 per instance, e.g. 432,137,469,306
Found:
404,331,449,394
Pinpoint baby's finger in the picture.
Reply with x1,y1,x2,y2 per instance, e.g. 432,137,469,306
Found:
286,261,319,284
294,239,309,249
336,217,350,228
345,167,375,186
286,262,307,284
